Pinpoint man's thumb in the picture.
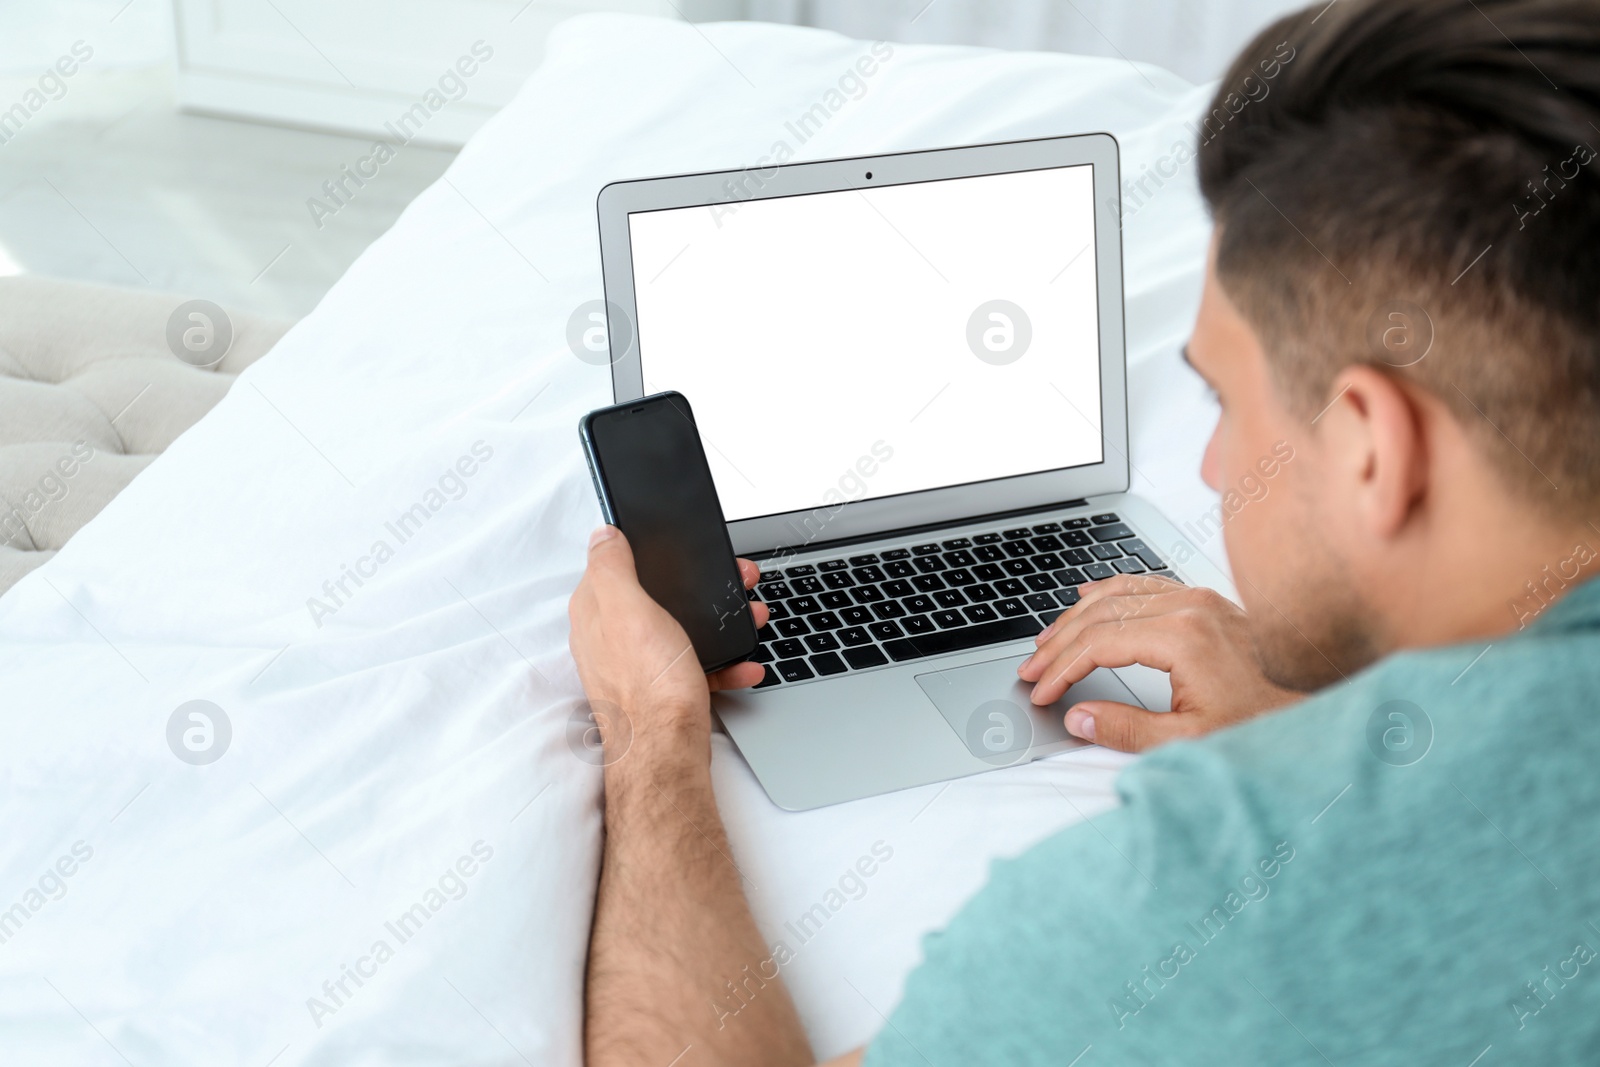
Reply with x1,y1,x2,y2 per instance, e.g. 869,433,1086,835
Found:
587,525,635,574
1066,700,1175,753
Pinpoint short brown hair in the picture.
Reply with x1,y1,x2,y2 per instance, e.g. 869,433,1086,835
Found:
1198,0,1600,509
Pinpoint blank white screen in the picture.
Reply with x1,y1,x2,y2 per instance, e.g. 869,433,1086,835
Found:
627,165,1103,521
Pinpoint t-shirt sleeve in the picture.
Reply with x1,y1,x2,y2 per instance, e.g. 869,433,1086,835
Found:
862,743,1307,1067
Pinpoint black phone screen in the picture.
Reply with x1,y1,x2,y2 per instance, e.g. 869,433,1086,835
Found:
582,392,758,673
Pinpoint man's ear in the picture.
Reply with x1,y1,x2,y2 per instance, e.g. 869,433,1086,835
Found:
1315,364,1429,539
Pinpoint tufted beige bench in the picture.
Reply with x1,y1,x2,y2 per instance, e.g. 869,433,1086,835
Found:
0,277,294,595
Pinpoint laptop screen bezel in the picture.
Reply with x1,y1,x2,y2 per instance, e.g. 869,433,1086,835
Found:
596,132,1130,557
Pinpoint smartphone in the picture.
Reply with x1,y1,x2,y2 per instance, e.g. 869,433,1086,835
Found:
579,391,759,673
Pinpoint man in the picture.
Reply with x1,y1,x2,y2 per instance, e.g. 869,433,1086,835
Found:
568,0,1600,1061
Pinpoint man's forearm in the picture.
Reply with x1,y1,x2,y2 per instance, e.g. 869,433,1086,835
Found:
586,711,813,1067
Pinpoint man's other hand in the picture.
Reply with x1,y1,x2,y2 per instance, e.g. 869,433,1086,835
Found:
1016,574,1300,752
567,526,769,746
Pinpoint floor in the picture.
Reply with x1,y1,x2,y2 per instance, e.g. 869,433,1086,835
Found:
0,64,457,322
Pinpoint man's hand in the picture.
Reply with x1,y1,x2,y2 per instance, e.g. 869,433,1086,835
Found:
1016,574,1301,752
567,525,767,756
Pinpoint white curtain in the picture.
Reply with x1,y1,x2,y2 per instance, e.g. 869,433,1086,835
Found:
735,0,1311,85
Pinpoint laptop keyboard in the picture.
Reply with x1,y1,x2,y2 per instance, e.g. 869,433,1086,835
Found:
748,511,1178,688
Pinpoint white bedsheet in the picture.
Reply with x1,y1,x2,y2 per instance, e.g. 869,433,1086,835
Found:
0,15,1220,1064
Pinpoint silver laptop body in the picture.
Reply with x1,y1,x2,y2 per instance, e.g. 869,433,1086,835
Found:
596,134,1234,810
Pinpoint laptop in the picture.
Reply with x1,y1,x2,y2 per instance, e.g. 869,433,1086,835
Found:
595,133,1234,810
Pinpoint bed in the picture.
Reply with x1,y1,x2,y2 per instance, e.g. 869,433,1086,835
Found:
0,15,1222,1064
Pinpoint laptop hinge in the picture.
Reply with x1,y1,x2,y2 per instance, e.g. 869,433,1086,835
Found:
746,499,1092,563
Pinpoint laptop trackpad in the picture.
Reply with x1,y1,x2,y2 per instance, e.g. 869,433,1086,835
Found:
915,655,1143,764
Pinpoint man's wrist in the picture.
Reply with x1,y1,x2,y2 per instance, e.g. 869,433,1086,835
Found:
600,695,713,795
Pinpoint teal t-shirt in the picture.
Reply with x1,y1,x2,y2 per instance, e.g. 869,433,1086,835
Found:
866,578,1600,1065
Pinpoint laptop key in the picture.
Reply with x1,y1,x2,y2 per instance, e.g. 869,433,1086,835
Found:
1153,570,1183,583
872,601,907,620
793,576,824,594
1090,543,1122,561
776,618,810,637
776,659,815,682
808,611,842,630
912,543,941,555
1024,573,1058,592
869,621,905,640
1063,530,1093,547
881,548,911,560
995,598,1028,617
974,533,1002,544
820,559,849,571
842,645,888,670
1039,608,1066,627
934,589,967,608
764,601,791,621
753,645,775,663
966,583,998,602
1063,548,1093,566
1084,562,1117,581
791,595,820,614
1064,517,1092,529
848,553,880,566
760,581,793,599
1002,541,1034,558
914,556,947,573
883,616,1044,663
785,564,817,576
852,565,886,583
1003,528,1032,539
839,626,873,646
1033,552,1064,571
852,585,885,604
882,579,914,598
963,604,998,623
1002,559,1035,576
945,568,976,586
974,544,1005,562
804,632,841,653
996,578,1026,597
1031,535,1064,552
931,610,965,629
1053,568,1089,587
974,563,1005,581
884,560,916,578
1024,593,1057,612
944,549,976,567
841,606,873,625
912,574,946,592
1056,587,1082,607
1032,522,1062,534
902,615,935,634
1092,513,1121,524
823,571,855,589
754,665,782,688
810,652,848,676
1114,558,1147,574
941,538,972,550
1135,547,1167,570
773,638,805,658
906,595,936,614
1089,523,1135,542
819,591,850,610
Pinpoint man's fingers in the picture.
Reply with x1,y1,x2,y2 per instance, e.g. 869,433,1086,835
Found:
1025,617,1182,705
750,600,770,629
709,660,767,692
1066,699,1192,753
737,558,762,590
1035,574,1183,647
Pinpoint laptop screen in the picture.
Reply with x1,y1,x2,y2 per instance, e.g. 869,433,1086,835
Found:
625,164,1104,523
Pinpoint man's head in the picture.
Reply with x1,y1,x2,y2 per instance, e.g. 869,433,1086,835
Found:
1186,0,1600,689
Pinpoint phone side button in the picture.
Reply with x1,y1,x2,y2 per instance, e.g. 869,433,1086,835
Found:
754,665,782,688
